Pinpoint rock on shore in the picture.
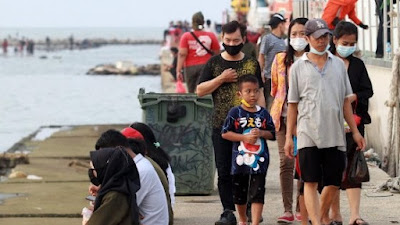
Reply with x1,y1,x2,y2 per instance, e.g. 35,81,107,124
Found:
87,61,160,75
0,153,29,175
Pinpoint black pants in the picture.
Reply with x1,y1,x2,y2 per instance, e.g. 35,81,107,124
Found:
376,7,391,55
212,128,235,211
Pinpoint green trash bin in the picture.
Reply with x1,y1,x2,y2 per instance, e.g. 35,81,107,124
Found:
138,88,215,195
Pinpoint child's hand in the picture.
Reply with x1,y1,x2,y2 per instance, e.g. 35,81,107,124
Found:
244,134,257,144
250,128,260,137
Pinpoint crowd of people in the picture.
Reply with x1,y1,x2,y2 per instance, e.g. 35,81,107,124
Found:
2,38,35,55
176,8,372,225
1,35,78,55
83,3,375,224
82,123,176,225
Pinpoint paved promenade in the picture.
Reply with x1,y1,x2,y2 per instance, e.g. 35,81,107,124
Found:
0,124,399,225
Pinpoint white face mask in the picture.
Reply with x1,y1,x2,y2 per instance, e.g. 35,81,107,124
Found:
310,44,330,55
290,38,308,52
336,45,356,58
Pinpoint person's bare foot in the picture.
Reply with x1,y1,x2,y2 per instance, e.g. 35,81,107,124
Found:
350,218,369,225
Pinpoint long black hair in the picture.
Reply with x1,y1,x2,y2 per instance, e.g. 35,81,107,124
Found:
95,129,129,150
330,21,358,55
284,17,309,70
130,122,171,174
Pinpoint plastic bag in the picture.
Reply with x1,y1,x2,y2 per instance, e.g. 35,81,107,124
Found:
175,79,186,93
353,114,361,126
348,150,370,183
81,207,93,225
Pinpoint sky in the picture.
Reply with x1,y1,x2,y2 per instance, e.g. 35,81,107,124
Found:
0,0,231,27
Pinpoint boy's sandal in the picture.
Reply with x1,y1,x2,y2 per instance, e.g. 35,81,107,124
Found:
351,218,369,225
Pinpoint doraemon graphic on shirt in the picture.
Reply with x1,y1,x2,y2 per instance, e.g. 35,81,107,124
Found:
236,128,266,171
222,105,275,175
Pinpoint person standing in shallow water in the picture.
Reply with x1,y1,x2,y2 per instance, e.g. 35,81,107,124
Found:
197,20,265,225
2,39,8,54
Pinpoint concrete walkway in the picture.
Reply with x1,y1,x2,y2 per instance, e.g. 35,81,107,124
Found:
0,124,399,225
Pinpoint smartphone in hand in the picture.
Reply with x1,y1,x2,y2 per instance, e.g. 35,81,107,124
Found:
85,195,96,202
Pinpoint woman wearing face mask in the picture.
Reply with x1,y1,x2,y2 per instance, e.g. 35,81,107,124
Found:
85,147,141,225
270,17,309,224
328,21,373,225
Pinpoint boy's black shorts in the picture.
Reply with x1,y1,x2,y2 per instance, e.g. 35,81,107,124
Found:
298,146,346,187
232,173,266,205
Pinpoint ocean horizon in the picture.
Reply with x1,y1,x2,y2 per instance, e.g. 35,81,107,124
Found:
0,27,165,41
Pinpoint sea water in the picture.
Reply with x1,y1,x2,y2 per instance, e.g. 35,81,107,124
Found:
0,42,163,152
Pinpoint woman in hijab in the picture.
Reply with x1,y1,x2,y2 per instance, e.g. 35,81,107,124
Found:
85,147,141,225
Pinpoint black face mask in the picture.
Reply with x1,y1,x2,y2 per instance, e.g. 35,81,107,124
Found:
222,43,244,56
88,168,101,186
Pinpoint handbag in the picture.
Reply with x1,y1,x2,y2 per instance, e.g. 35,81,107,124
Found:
348,150,370,183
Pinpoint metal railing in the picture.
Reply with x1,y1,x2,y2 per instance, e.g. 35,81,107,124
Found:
292,0,399,60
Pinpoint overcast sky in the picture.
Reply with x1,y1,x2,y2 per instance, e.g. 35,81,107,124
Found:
0,0,231,27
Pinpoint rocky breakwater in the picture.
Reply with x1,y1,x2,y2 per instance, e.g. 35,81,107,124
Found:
0,152,29,176
87,61,160,75
7,38,162,51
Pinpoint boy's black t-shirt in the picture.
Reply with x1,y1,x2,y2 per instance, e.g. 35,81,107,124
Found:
221,105,275,174
198,54,263,129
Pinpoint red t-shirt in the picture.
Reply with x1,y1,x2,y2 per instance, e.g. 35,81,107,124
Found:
179,30,220,67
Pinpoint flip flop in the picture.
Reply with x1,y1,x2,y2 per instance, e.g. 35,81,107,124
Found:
351,218,369,225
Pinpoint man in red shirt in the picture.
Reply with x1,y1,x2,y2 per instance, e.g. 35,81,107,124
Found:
177,11,220,93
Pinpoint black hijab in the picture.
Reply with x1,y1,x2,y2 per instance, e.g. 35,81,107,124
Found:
90,147,141,225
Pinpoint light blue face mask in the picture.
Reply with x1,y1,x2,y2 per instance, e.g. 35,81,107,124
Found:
310,44,330,55
336,45,356,58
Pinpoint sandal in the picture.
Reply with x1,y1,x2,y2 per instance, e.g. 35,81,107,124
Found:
351,218,369,225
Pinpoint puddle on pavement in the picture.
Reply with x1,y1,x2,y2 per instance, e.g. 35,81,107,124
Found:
0,193,24,204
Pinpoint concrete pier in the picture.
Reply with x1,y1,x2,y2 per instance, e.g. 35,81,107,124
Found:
0,124,399,225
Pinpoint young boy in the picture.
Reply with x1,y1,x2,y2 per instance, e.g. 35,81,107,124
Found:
221,75,275,225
